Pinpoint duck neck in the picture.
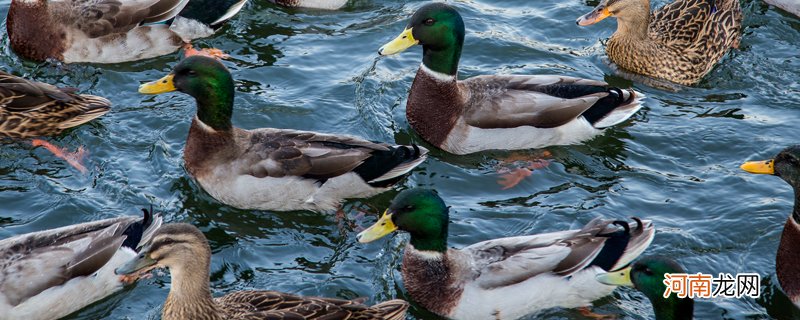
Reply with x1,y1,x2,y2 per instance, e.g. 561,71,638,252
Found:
163,252,222,320
652,296,694,320
421,41,462,77
194,81,234,132
612,0,651,41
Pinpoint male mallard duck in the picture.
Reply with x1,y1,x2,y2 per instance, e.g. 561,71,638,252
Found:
0,70,110,138
270,0,348,10
378,3,644,155
357,188,655,320
116,223,409,320
597,256,694,319
138,56,428,212
577,0,742,86
741,145,800,307
0,209,162,320
7,0,247,63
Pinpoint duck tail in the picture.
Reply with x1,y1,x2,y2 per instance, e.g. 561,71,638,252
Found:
589,217,655,272
56,94,111,130
586,87,646,129
356,144,429,187
121,207,163,250
371,299,410,320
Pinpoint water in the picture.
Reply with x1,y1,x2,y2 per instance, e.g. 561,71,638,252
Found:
0,0,799,319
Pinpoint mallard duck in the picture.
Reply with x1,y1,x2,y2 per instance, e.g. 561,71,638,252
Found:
741,145,800,307
378,3,644,155
115,223,409,320
6,0,247,63
765,0,800,17
270,0,348,10
138,56,428,212
0,70,110,138
0,209,162,320
597,256,694,319
577,0,742,86
356,188,655,320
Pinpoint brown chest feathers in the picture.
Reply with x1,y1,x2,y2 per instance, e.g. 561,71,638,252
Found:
7,1,66,62
401,249,463,317
406,69,463,148
777,217,800,303
184,119,237,178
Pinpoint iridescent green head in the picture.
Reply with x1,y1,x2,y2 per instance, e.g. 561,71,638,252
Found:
139,56,235,131
379,3,465,76
357,188,449,252
597,256,694,320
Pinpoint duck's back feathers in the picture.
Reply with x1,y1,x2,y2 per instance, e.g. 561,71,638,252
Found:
178,0,247,27
0,210,161,312
55,0,190,38
461,217,654,290
0,71,111,138
216,291,409,319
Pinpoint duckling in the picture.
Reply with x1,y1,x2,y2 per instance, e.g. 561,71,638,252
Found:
138,56,428,212
741,145,800,307
577,0,742,86
0,209,162,320
597,256,694,319
116,223,409,320
378,3,644,155
357,188,655,320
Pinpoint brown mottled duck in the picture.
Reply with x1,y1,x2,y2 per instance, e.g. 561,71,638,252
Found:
116,223,410,320
577,0,742,86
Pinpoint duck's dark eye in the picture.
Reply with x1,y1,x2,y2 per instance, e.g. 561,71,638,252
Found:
187,70,197,76
403,205,414,211
423,18,435,26
643,267,654,276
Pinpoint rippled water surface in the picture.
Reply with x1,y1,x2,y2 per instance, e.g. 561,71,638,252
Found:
1,0,799,319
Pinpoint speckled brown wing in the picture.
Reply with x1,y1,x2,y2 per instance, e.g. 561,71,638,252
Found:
216,291,408,320
57,0,189,38
240,128,390,180
649,0,715,47
460,75,610,129
0,71,110,138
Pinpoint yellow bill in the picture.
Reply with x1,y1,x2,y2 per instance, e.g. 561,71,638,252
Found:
741,159,775,175
378,28,418,56
596,266,633,287
139,74,176,94
576,5,611,26
357,210,398,243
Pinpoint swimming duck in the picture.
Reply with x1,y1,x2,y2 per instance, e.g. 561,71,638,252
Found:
741,145,800,307
357,188,655,320
577,0,742,86
378,3,644,155
0,209,162,320
138,56,428,212
270,0,348,10
765,0,800,17
597,256,694,319
0,70,110,138
116,223,409,320
6,0,247,63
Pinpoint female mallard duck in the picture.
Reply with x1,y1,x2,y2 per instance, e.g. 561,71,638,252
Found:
138,56,428,212
356,188,655,320
741,145,800,307
378,3,644,155
116,223,409,320
597,256,694,319
0,209,162,320
577,0,742,86
0,70,110,138
270,0,348,10
7,0,247,63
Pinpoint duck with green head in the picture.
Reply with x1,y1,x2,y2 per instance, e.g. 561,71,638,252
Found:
357,188,656,319
138,56,428,212
378,3,645,155
742,145,800,307
597,256,694,319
